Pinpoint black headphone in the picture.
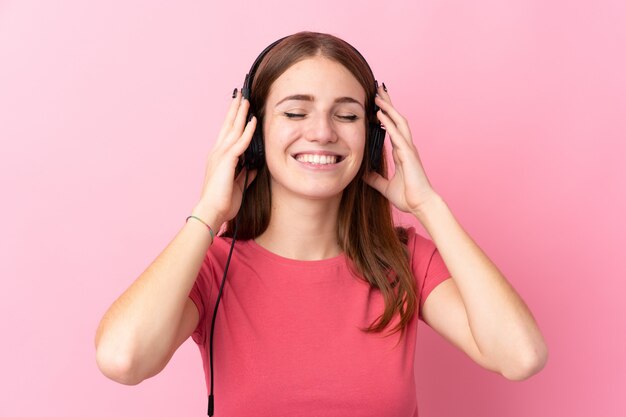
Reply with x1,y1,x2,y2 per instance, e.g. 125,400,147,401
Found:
239,35,386,172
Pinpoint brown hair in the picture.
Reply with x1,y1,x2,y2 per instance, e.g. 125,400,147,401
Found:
224,31,418,340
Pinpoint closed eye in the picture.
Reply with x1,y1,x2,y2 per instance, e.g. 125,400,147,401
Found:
284,112,305,119
284,112,359,121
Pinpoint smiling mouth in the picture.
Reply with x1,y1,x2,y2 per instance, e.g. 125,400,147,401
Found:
293,154,344,165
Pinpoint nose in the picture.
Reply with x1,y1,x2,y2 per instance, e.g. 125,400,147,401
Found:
303,114,337,144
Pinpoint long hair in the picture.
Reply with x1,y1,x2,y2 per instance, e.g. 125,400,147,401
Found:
223,31,418,339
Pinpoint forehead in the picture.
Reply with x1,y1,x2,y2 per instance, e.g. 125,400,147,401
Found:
267,56,366,103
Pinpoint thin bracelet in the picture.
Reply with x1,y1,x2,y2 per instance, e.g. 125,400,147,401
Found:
186,215,215,240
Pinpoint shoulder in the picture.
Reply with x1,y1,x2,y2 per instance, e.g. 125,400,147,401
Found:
207,235,250,260
397,226,451,302
397,226,438,263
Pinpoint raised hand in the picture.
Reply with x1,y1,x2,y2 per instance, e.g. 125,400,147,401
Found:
191,89,258,230
363,84,439,216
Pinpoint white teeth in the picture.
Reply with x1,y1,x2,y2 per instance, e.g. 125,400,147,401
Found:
295,154,338,165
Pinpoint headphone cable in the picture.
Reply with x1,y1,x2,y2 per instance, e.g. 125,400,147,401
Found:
207,168,250,416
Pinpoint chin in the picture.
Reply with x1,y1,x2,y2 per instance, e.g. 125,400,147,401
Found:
271,178,350,202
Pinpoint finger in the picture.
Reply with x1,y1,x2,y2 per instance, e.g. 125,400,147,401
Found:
231,116,257,155
363,171,389,196
231,98,252,139
235,167,258,191
376,82,393,106
376,109,413,152
392,146,400,166
217,89,244,143
374,95,412,141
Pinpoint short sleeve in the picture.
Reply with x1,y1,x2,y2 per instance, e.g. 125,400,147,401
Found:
406,227,452,318
188,255,213,345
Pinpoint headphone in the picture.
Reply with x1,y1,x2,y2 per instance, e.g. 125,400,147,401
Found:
206,34,386,416
239,35,386,172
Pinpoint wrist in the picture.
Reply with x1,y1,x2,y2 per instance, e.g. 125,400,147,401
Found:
186,215,215,242
411,192,446,222
190,203,225,235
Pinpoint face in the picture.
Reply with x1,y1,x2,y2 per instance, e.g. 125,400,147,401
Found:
262,56,367,202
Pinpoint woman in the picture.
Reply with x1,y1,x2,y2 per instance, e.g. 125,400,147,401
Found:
95,31,548,416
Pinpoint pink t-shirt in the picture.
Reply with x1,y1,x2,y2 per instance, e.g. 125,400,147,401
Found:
188,227,451,417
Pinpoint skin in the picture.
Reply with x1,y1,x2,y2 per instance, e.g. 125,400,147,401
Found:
254,56,367,260
367,81,549,381
94,54,548,386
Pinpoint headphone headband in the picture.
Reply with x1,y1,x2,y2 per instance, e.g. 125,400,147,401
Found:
242,35,378,107
241,36,288,100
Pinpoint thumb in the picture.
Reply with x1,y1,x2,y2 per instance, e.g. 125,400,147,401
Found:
363,171,388,196
235,168,258,191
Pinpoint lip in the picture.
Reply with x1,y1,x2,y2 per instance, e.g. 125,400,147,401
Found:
291,150,345,158
291,151,346,170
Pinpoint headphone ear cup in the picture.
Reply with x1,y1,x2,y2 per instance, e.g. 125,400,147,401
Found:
243,114,265,170
368,123,386,171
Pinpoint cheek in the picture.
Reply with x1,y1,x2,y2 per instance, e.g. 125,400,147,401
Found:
348,127,367,155
263,123,298,156
262,130,290,176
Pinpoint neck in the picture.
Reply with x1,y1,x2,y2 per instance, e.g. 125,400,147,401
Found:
255,189,343,261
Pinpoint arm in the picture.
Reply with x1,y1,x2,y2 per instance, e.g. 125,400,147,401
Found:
94,218,214,385
416,194,548,380
95,90,257,384
364,84,548,380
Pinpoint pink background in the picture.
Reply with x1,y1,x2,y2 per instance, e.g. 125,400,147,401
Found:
1,1,624,416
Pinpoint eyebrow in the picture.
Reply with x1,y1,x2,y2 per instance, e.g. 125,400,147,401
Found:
274,94,364,109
